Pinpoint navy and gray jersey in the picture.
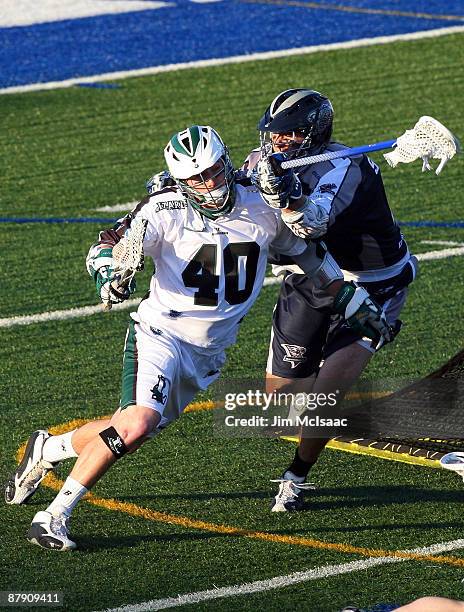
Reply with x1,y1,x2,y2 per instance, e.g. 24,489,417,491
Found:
244,144,412,282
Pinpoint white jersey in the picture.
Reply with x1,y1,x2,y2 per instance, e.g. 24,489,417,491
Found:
125,183,306,350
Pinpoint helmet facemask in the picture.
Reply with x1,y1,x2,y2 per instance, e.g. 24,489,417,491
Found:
177,153,236,220
258,89,334,162
259,129,314,161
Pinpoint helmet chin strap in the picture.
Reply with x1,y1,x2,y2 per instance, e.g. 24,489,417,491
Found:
274,129,314,159
203,183,229,206
187,181,235,220
186,181,229,212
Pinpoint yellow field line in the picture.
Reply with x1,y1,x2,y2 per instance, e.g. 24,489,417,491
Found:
327,438,442,468
345,390,391,400
184,400,217,413
34,471,463,567
14,407,464,567
241,0,464,22
281,436,442,469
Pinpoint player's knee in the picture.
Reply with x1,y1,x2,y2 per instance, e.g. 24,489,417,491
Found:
111,406,160,447
125,418,156,445
265,373,297,395
265,373,284,395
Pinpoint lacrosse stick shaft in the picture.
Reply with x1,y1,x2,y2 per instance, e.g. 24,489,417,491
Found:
281,139,396,169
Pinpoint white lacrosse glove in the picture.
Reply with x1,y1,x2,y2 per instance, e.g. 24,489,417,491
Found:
255,153,303,209
146,170,175,195
86,246,136,306
281,198,329,239
333,282,394,350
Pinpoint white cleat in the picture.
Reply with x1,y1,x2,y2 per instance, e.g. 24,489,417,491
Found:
4,430,59,505
270,479,315,512
27,510,76,551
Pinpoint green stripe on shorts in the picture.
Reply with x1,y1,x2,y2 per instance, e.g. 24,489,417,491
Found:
120,319,138,409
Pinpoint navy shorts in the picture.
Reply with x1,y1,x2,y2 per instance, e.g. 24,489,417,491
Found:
267,258,417,379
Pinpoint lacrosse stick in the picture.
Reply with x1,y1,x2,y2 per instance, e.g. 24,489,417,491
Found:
280,116,461,175
103,217,148,311
440,452,464,483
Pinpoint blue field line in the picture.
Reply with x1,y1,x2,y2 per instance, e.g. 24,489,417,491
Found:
366,604,400,612
0,217,116,224
1,2,463,88
2,217,464,228
398,221,464,228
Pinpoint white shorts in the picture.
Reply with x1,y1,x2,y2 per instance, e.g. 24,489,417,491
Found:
120,320,225,428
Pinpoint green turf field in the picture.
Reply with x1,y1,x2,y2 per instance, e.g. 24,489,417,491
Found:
1,33,463,612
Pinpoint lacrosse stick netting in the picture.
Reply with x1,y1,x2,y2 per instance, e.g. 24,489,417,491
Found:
384,116,460,175
103,217,148,311
112,217,148,272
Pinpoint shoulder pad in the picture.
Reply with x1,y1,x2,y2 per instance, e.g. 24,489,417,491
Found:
148,185,178,199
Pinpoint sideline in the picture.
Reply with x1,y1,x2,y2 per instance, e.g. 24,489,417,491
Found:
2,26,464,95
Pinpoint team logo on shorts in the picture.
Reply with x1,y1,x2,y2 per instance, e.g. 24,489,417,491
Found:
151,374,169,405
281,343,307,369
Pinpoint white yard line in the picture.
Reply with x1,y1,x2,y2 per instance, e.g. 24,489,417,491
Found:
0,299,140,328
2,26,464,95
1,246,463,329
420,240,464,246
417,246,464,261
0,277,277,329
94,202,139,213
97,538,464,611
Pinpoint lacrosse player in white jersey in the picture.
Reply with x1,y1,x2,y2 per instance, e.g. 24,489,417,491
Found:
244,89,418,512
4,125,392,551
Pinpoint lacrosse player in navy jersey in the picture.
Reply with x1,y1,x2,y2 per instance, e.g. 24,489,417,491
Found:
245,89,418,512
4,125,392,550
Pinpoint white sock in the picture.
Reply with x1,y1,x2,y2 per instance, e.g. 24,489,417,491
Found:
46,477,88,517
42,431,79,463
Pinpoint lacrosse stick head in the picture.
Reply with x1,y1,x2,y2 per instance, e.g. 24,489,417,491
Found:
102,217,148,311
440,452,464,482
384,116,461,175
112,217,148,273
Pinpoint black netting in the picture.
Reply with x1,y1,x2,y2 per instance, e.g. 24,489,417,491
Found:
336,350,464,458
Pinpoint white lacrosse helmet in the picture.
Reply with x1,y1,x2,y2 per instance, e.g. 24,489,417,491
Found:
164,125,236,219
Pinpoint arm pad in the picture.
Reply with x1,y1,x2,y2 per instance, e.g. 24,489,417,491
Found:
292,241,343,289
282,197,329,239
